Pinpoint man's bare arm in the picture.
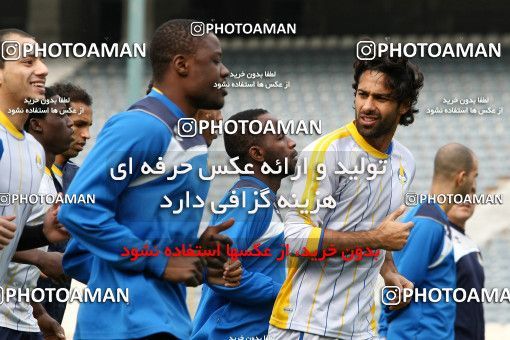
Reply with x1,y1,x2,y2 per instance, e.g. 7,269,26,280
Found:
0,215,16,249
380,251,398,276
13,250,68,284
322,206,414,252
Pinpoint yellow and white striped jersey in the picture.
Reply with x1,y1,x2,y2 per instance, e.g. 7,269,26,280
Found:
0,170,54,332
0,110,45,283
270,121,415,339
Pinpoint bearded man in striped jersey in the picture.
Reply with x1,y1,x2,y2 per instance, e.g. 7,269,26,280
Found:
269,55,424,340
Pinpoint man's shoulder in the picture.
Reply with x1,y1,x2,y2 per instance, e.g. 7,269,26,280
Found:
391,139,415,164
302,125,351,154
63,160,80,180
406,204,449,235
26,134,46,164
413,203,448,223
220,183,272,213
65,160,79,169
100,109,172,146
107,109,170,129
25,132,44,150
451,227,482,263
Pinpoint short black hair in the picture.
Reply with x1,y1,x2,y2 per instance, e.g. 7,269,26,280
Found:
50,82,92,106
353,54,424,126
0,29,33,68
23,87,58,131
146,79,154,95
434,143,476,179
224,109,268,168
149,19,206,83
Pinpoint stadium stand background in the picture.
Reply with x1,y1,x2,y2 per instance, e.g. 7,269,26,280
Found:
3,1,509,338
50,36,510,340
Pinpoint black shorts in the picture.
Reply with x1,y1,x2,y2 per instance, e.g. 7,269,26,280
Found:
0,326,43,340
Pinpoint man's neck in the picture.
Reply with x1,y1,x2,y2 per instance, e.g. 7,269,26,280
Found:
45,152,55,169
449,219,466,231
358,123,396,153
54,154,68,167
364,136,391,153
252,167,282,193
152,83,197,117
0,101,28,132
429,180,455,214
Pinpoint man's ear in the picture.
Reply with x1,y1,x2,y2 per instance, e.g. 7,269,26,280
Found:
398,101,411,116
455,170,467,188
172,54,189,77
248,145,264,163
29,118,43,133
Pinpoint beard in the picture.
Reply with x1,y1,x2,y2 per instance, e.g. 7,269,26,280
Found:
62,147,78,159
192,90,226,111
355,110,399,139
457,179,475,198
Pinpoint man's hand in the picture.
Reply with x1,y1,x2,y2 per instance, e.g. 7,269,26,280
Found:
162,256,204,287
223,259,242,287
198,219,235,272
0,215,16,249
374,206,414,251
36,312,65,340
162,219,236,287
37,251,69,285
207,259,242,287
43,203,70,244
383,271,414,311
198,218,235,252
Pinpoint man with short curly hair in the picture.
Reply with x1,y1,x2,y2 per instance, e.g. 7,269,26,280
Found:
269,54,424,340
59,19,240,340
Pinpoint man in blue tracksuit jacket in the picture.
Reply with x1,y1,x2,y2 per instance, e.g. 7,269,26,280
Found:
192,109,298,339
378,143,478,340
59,19,237,339
448,201,485,340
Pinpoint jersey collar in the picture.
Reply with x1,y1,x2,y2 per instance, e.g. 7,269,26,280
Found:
148,87,185,119
346,121,390,159
0,110,24,140
239,175,277,200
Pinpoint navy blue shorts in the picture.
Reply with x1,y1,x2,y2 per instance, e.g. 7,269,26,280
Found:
0,326,43,340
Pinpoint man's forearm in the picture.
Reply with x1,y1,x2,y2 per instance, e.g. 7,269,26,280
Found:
323,229,382,252
380,251,398,277
30,301,46,319
306,206,410,254
12,249,43,266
